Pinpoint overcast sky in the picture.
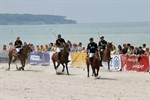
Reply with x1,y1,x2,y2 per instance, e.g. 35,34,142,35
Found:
0,0,149,23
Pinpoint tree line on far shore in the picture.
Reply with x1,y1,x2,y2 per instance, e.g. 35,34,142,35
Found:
0,14,77,25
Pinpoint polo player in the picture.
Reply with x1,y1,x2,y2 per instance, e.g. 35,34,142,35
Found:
87,38,98,65
56,34,66,62
14,36,23,55
98,36,107,66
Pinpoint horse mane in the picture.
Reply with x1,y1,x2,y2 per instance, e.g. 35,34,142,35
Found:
106,42,113,50
62,43,69,52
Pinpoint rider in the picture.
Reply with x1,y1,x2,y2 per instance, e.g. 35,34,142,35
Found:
14,36,23,55
56,34,66,62
87,38,98,65
98,36,107,66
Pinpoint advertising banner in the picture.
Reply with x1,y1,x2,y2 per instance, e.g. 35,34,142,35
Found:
0,51,9,63
102,55,121,71
30,52,43,65
71,52,86,68
41,52,50,65
121,55,149,72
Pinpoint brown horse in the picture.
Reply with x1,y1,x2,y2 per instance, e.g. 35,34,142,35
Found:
102,42,113,71
7,45,32,71
51,43,70,75
86,51,100,77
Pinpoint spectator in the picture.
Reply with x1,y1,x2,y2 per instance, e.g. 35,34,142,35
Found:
117,45,122,54
111,45,116,55
142,44,146,51
77,42,83,52
138,46,145,55
144,48,150,56
35,45,40,52
70,43,77,52
39,45,46,52
134,47,139,55
45,45,49,51
67,40,72,51
127,45,134,55
122,44,127,54
8,42,14,51
3,45,7,51
48,43,53,51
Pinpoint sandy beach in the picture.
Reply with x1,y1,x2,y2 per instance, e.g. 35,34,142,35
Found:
0,63,149,100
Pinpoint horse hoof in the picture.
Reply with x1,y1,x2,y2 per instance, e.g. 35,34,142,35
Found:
21,67,24,71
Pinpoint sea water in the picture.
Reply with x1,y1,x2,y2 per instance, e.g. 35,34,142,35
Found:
0,22,150,49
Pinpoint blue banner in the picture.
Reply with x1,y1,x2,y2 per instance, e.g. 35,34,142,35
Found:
30,52,50,65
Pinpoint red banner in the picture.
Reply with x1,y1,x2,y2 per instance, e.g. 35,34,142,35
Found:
121,55,149,72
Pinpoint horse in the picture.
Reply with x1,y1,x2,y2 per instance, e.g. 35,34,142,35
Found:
86,51,100,77
7,45,32,71
51,43,70,75
101,42,113,71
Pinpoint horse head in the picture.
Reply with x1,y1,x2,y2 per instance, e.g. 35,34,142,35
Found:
62,43,69,52
22,45,33,54
107,42,113,50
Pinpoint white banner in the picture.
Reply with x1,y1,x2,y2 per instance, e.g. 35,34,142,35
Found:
102,55,121,71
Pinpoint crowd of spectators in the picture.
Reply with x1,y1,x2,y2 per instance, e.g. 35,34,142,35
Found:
0,41,86,53
111,43,150,56
0,42,149,56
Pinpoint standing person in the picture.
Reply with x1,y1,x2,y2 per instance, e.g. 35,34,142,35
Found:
14,36,23,55
77,42,83,52
98,36,107,66
8,42,14,51
142,44,146,51
87,38,98,64
56,34,66,62
122,44,128,54
2,45,7,51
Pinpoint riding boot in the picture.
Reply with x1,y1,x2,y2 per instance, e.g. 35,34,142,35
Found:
58,52,61,62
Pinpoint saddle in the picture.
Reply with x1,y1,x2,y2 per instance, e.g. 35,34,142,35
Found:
14,49,23,56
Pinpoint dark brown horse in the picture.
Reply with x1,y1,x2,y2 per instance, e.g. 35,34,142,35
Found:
7,45,32,71
86,51,100,77
102,42,113,71
51,43,70,75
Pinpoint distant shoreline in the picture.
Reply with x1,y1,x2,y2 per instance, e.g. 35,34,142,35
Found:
0,13,77,25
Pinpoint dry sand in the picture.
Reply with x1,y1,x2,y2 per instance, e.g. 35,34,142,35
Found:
0,63,150,100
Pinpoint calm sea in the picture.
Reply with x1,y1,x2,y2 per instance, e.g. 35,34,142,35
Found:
0,22,150,49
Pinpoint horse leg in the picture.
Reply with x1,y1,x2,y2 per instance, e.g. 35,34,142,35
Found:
20,60,25,71
52,60,57,70
108,61,110,71
86,61,90,77
61,64,65,72
92,67,96,77
22,60,26,70
65,63,69,75
96,66,100,77
12,58,19,70
7,56,12,70
56,62,60,69
86,58,90,77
